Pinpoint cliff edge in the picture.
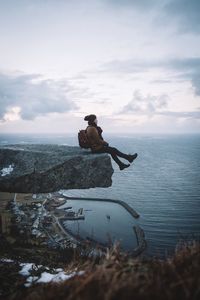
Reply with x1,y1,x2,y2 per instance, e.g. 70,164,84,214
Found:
0,144,114,193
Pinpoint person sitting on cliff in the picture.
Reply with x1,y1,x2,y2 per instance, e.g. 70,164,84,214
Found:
84,114,138,170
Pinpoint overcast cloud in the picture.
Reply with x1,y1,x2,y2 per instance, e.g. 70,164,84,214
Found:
119,90,200,120
119,90,169,116
163,0,200,33
0,0,199,133
101,57,200,97
105,0,200,33
0,72,77,121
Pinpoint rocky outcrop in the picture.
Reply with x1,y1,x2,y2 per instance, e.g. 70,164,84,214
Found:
0,144,114,193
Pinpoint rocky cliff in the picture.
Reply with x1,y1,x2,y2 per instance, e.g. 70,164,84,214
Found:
0,144,114,193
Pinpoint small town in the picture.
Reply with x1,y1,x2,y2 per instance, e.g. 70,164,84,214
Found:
0,192,86,250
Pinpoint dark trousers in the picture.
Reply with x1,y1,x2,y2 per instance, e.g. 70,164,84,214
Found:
92,146,129,167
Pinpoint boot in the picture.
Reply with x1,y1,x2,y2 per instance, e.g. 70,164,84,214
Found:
127,153,138,163
119,163,130,171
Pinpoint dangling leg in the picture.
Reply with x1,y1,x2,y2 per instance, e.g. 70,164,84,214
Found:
95,146,130,170
109,152,130,170
105,147,138,163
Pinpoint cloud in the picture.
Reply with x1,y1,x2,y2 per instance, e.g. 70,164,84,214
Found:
119,90,200,120
162,58,200,96
101,57,200,74
100,59,148,74
119,90,169,116
0,72,78,122
169,58,200,96
192,75,200,96
105,0,200,34
158,110,200,119
104,0,160,10
101,57,200,96
163,0,200,33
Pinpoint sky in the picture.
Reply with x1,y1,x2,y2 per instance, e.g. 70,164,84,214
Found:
0,0,200,134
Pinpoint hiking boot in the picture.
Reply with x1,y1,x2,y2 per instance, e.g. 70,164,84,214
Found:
127,153,138,163
119,163,130,171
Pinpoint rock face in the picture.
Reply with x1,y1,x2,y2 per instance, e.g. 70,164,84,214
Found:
0,144,114,193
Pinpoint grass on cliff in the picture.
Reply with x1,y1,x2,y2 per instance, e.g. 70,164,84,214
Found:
1,240,199,300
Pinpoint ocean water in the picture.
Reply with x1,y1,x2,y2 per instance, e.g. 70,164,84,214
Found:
0,133,200,257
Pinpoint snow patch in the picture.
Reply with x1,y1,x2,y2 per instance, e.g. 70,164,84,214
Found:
19,263,35,276
0,258,15,263
18,262,85,287
1,164,14,176
37,271,73,283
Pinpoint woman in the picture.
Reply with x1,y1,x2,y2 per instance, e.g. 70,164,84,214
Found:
84,114,138,170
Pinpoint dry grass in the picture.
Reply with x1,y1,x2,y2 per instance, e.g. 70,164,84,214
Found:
6,240,199,300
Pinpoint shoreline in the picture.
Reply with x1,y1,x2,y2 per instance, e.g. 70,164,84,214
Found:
0,192,146,256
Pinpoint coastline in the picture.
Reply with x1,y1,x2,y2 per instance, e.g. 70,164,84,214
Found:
0,192,146,255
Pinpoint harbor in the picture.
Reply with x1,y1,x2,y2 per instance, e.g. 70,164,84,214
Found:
0,192,146,255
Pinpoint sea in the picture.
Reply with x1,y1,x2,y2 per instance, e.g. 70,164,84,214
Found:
0,133,200,257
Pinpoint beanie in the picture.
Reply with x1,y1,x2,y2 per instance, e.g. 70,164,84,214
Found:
84,114,96,123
